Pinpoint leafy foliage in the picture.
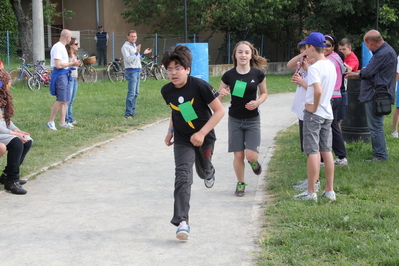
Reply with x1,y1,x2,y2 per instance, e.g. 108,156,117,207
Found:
0,0,18,32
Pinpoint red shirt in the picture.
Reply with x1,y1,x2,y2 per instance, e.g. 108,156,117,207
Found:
345,52,359,72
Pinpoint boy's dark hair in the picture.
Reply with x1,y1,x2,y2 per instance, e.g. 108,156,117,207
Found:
161,45,192,70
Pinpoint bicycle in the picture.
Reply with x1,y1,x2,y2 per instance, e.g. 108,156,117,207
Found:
27,61,51,91
107,58,125,82
79,55,98,82
9,55,35,85
140,55,166,81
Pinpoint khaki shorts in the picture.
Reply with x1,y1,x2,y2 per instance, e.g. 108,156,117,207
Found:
303,110,332,154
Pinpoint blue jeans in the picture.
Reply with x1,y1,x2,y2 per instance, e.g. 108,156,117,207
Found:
66,78,78,123
125,70,140,116
364,101,388,160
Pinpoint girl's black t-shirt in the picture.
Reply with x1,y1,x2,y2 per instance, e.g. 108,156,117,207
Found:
221,67,265,119
161,76,219,146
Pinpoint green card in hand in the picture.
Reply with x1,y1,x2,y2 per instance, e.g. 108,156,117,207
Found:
178,101,198,122
232,80,247,98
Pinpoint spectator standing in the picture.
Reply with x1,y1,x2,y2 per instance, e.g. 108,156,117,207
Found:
0,59,3,69
338,38,359,72
161,45,224,240
390,56,399,138
121,30,152,118
324,34,348,166
293,32,337,202
65,37,79,126
345,30,397,161
217,41,268,197
0,69,32,195
47,29,81,130
94,25,108,66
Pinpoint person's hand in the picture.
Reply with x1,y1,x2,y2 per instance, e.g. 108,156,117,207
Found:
218,87,230,97
144,48,152,55
305,103,317,113
245,100,258,111
190,132,205,147
73,60,81,67
164,131,174,146
291,73,303,85
344,63,353,72
136,44,141,53
345,71,360,79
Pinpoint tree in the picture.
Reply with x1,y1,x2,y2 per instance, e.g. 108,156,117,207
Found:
7,0,74,62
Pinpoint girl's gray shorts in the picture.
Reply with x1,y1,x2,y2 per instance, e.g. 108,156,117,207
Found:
228,115,261,153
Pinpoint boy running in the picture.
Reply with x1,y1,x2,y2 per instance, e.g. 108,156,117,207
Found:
161,45,225,240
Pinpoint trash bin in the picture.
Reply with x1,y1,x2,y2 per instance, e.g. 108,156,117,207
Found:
341,79,370,143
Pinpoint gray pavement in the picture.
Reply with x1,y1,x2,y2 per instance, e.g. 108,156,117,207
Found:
0,92,296,266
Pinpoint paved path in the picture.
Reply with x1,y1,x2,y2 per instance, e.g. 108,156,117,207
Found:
0,93,296,266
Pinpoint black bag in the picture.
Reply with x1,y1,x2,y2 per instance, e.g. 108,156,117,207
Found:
373,90,392,115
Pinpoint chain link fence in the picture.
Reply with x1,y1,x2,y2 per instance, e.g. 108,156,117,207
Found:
1,30,285,71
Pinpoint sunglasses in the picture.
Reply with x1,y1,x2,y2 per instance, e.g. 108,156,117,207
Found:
73,43,79,46
326,44,332,48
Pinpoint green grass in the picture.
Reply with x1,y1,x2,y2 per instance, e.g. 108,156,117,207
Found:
5,74,296,178
259,114,399,265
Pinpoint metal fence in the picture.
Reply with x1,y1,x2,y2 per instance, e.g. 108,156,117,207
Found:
1,30,286,71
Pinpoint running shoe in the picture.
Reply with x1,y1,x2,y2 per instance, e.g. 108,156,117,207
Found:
176,221,190,240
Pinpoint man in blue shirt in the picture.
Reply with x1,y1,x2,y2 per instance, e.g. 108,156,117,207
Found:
346,30,397,161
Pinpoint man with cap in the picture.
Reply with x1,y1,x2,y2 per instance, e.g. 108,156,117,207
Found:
94,25,109,66
293,32,337,202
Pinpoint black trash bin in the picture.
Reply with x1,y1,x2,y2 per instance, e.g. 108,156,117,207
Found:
341,79,371,143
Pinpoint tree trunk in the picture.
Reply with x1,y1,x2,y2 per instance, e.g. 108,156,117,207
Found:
10,0,33,63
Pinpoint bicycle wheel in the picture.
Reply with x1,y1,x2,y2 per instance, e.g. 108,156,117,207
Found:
82,66,98,82
9,68,29,84
28,76,41,91
160,65,167,80
107,64,125,82
153,66,163,80
140,68,147,81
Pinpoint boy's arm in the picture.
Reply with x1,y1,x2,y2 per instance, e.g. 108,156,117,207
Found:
190,98,225,147
164,116,174,146
305,82,322,113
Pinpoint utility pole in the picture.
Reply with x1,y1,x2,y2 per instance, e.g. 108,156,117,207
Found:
183,0,188,43
32,0,45,62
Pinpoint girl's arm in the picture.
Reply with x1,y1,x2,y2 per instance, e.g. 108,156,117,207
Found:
217,81,230,101
245,77,268,110
190,98,225,147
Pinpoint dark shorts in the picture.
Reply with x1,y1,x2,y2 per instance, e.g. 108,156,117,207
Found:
55,74,70,102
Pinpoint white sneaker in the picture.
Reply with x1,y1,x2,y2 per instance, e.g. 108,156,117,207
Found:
293,180,320,192
293,191,317,202
296,178,308,184
59,123,73,129
47,121,57,130
176,221,190,240
391,131,398,138
67,123,74,128
334,158,348,166
321,190,336,201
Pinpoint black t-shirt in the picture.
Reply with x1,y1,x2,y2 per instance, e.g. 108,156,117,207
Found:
161,76,219,146
221,67,265,119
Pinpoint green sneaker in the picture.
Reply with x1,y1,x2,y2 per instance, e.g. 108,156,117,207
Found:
235,182,248,197
248,161,262,175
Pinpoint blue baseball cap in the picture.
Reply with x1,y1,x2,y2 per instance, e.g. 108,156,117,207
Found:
299,32,328,47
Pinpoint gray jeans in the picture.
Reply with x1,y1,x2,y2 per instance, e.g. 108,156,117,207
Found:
171,142,215,226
